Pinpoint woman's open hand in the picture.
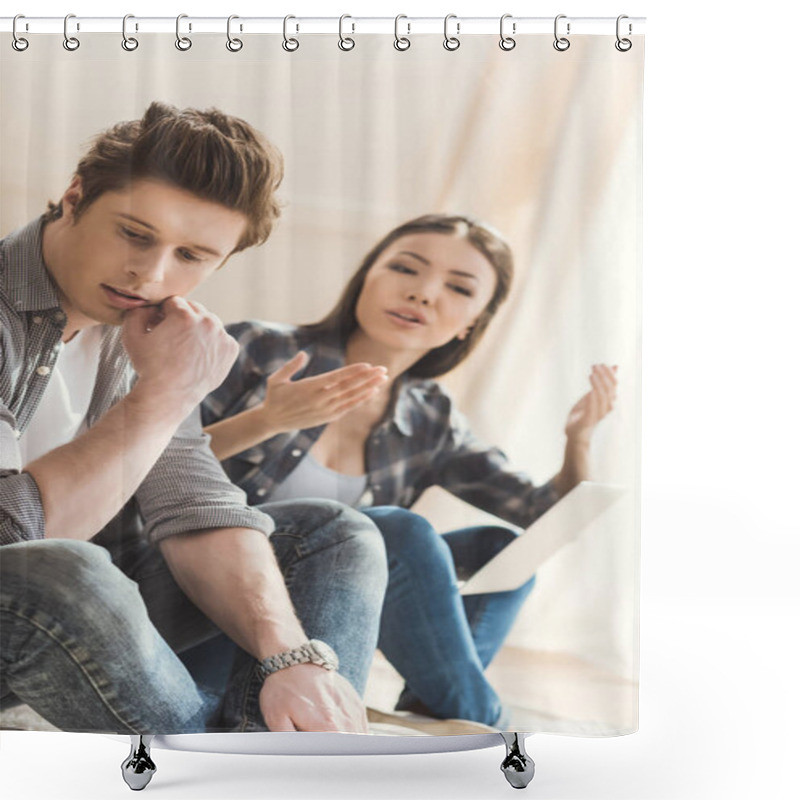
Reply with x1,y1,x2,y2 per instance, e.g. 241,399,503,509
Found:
259,352,388,434
564,364,618,444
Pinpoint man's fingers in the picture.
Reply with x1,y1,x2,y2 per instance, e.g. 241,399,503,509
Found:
159,295,192,313
123,306,162,334
265,714,298,732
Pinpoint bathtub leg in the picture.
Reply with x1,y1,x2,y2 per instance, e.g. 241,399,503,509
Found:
499,732,535,789
121,735,157,791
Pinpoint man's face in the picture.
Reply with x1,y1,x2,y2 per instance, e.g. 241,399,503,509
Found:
45,177,247,333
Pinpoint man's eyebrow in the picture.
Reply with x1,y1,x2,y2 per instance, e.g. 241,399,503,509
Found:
116,213,222,257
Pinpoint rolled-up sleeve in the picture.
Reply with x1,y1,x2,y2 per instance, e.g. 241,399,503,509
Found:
135,406,274,545
1,408,45,545
432,404,560,529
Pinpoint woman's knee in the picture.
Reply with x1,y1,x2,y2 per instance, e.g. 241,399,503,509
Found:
367,507,452,570
478,526,518,559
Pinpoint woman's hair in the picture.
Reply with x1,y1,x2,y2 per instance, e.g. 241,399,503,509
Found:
306,214,514,379
44,101,284,253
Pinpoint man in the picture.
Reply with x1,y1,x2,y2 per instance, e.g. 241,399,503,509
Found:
0,102,387,734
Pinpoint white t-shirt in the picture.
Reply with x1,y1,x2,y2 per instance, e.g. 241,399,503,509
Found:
18,327,103,466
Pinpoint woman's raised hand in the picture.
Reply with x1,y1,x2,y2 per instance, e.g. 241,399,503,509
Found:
259,352,388,434
564,364,618,444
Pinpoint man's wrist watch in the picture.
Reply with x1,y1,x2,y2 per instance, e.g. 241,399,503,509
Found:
255,639,339,682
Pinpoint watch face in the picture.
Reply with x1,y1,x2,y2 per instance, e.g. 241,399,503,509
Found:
310,639,339,670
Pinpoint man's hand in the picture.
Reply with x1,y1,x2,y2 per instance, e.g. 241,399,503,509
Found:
258,664,369,733
122,297,239,413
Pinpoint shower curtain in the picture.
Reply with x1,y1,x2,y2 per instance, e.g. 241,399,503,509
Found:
0,20,643,741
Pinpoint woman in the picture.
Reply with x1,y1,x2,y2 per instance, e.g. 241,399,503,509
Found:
200,214,618,727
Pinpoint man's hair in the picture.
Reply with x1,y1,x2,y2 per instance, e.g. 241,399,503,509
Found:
305,214,514,379
45,101,283,253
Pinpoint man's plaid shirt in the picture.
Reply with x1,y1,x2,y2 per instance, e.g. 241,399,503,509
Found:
202,321,560,528
0,217,272,546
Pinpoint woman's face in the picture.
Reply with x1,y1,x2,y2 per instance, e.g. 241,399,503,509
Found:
354,232,498,355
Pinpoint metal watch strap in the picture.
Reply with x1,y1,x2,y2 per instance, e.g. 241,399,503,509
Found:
254,639,338,683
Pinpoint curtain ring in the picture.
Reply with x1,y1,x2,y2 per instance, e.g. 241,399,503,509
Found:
394,15,410,51
12,15,29,52
122,14,139,51
338,14,355,51
175,14,192,51
499,14,516,51
615,15,632,52
443,14,460,51
553,14,570,51
63,13,80,51
227,15,243,51
282,15,299,52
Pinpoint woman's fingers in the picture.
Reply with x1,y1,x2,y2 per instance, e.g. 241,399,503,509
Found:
330,369,388,402
305,363,382,391
269,351,310,382
314,365,387,399
330,386,382,418
589,364,618,417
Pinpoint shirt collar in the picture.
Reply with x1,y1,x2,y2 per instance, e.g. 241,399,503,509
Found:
390,375,416,437
1,215,63,313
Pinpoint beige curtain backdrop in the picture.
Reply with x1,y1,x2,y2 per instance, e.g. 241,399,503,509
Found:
1,33,642,692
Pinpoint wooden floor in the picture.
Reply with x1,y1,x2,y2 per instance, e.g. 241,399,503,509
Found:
365,646,638,735
2,647,637,736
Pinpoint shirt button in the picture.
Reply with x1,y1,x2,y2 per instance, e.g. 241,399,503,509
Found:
36,366,51,376
256,488,267,497
291,449,303,457
373,484,381,491
32,316,43,324
53,311,66,322
14,430,22,439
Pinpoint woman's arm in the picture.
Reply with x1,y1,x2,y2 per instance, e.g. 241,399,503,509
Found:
206,351,388,461
429,364,618,527
552,364,618,496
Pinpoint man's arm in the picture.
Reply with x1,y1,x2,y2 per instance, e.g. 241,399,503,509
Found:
24,297,239,541
159,527,369,733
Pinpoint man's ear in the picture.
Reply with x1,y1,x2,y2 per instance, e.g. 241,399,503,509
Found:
60,175,84,222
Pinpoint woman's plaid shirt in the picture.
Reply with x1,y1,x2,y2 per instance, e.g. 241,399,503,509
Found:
202,321,559,529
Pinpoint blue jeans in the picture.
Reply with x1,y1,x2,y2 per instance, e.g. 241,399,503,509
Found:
0,499,386,734
363,507,536,727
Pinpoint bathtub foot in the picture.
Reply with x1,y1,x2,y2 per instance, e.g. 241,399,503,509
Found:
499,732,535,789
121,735,157,791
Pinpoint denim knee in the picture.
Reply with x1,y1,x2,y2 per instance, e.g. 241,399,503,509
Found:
264,499,388,593
1,539,146,643
469,526,518,564
366,507,452,574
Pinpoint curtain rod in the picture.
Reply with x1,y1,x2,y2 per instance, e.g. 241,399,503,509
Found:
1,16,646,36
